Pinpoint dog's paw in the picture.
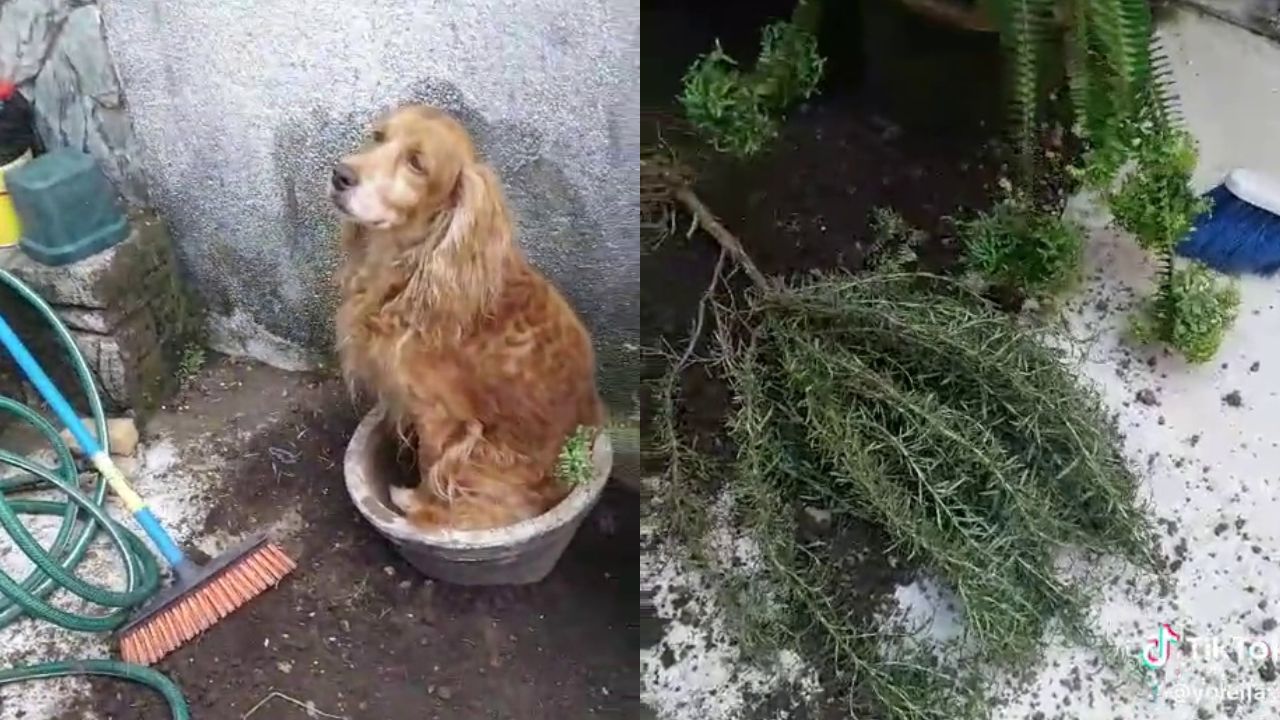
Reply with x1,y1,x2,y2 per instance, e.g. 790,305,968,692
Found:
389,485,419,515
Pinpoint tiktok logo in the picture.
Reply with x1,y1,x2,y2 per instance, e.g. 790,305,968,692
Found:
1141,622,1182,700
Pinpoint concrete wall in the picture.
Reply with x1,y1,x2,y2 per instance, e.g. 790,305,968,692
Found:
1158,0,1280,191
96,0,640,414
1172,0,1280,42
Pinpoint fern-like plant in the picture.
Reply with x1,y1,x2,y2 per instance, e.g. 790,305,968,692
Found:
920,0,1239,359
954,0,1174,179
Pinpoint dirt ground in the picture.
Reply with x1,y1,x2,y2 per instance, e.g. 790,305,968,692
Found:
640,0,1042,499
640,0,1076,346
51,361,639,720
640,0,1079,496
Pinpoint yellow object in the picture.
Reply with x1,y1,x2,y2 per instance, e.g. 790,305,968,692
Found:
89,452,146,513
0,151,32,248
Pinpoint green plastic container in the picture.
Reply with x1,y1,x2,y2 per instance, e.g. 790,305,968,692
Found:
8,149,128,267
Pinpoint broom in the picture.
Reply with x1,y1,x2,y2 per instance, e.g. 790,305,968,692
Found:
0,312,295,666
1177,168,1280,276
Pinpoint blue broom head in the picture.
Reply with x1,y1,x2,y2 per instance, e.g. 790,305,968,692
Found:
1178,183,1280,276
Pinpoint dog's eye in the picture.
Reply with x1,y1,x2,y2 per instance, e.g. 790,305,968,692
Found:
371,129,386,143
406,153,426,174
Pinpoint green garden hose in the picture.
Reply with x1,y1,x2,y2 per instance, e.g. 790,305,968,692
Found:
0,267,189,719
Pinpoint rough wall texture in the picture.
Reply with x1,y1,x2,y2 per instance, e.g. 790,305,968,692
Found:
0,0,148,205
98,0,640,414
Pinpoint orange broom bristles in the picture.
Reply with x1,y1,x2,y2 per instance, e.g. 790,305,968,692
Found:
119,542,296,666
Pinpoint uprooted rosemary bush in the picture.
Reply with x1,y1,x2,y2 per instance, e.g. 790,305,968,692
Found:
654,272,1157,719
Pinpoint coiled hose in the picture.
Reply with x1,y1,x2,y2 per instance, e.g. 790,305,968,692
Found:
0,267,189,718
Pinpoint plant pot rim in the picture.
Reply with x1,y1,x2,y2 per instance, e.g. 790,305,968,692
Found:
344,406,613,550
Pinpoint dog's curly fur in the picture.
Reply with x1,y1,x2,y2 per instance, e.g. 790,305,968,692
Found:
332,104,604,530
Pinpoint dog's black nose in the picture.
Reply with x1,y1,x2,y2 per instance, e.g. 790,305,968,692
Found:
332,163,358,191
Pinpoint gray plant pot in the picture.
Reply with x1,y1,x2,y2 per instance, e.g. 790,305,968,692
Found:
344,407,613,586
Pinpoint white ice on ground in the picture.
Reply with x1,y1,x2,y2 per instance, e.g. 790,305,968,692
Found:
640,504,819,720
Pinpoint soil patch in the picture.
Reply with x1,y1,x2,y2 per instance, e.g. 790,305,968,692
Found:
641,0,1076,339
639,0,1076,411
639,0,1077,493
640,0,1027,507
63,382,640,719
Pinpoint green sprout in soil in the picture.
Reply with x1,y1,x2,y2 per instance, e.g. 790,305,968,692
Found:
959,197,1084,300
679,18,824,158
652,271,1158,720
556,425,596,488
178,343,207,387
866,207,924,273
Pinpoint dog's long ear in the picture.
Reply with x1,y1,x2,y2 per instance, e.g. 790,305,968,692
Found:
441,161,512,254
398,160,514,326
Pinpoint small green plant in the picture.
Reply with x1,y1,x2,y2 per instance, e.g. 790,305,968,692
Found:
1105,125,1207,251
866,207,924,272
556,425,596,487
1132,262,1240,364
679,20,824,157
1105,122,1238,362
959,198,1084,298
178,343,206,386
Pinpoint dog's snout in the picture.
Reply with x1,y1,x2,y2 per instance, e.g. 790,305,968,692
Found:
332,163,358,191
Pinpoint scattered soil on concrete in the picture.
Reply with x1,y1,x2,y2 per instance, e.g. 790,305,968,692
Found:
61,379,639,719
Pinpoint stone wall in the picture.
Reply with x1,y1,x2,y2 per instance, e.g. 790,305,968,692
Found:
0,0,147,205
0,212,201,421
